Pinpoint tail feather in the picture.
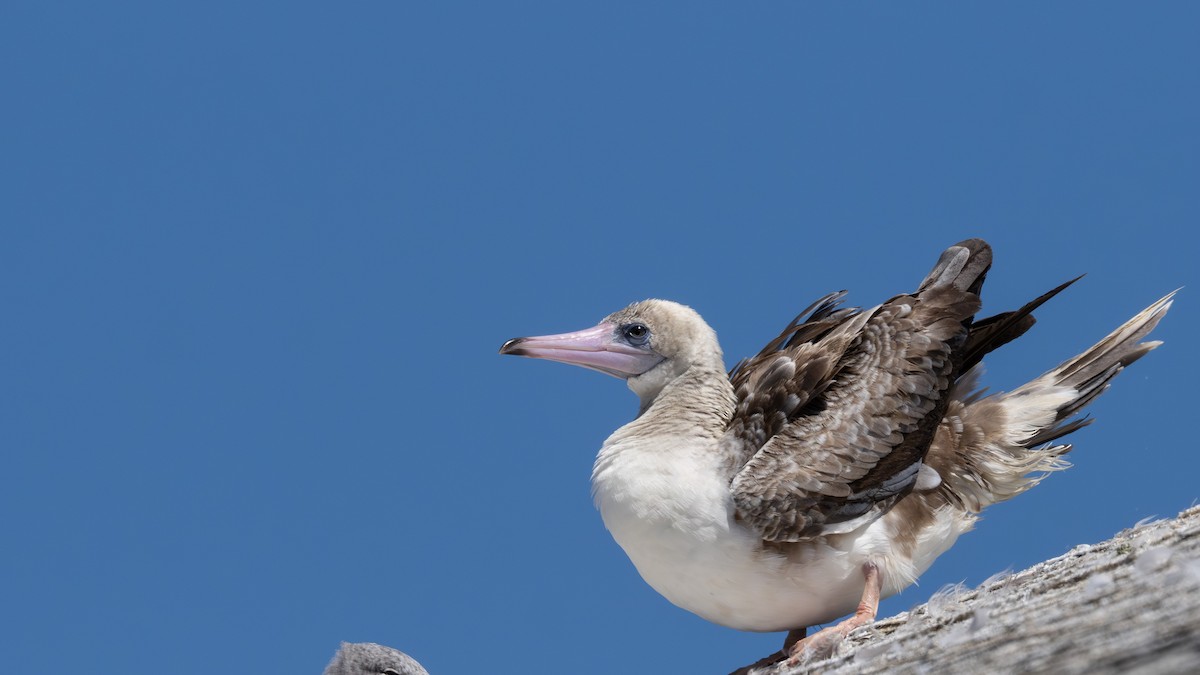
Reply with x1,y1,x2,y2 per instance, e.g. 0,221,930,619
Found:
1012,290,1174,447
1050,293,1172,388
930,290,1174,512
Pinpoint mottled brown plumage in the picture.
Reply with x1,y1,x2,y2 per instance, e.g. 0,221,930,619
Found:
727,240,990,542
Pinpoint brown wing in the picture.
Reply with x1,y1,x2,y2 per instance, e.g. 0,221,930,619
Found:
720,291,866,473
727,239,991,542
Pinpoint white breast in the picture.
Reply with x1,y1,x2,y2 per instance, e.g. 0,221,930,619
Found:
592,433,863,631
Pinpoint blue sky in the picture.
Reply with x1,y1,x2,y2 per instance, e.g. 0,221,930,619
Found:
2,3,1196,674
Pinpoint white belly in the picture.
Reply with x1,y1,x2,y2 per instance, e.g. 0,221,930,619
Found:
591,435,969,632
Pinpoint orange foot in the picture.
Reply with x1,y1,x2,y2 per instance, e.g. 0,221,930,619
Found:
786,561,882,665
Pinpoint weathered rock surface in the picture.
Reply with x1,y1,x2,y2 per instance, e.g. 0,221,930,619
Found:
745,505,1200,675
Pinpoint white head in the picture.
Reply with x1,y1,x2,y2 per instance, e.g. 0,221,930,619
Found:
500,299,724,404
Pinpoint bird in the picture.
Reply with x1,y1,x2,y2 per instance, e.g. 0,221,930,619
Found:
498,239,1174,665
322,642,430,675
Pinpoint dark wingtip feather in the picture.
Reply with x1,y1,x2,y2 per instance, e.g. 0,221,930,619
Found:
959,274,1084,373
728,291,858,380
790,291,849,327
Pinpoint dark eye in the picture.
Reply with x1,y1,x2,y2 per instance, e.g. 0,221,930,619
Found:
622,323,650,345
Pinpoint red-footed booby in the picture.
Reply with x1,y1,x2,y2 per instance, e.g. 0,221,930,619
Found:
499,239,1173,665
322,642,429,675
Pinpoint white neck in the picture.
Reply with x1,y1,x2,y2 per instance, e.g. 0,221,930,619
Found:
592,364,736,527
627,362,735,431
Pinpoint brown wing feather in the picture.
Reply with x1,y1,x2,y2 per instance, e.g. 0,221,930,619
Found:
720,294,865,473
727,239,992,542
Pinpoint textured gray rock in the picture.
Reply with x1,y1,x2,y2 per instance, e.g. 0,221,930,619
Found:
746,505,1200,675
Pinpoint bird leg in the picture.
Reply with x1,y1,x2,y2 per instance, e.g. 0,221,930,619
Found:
728,628,806,674
786,561,882,664
782,627,806,652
